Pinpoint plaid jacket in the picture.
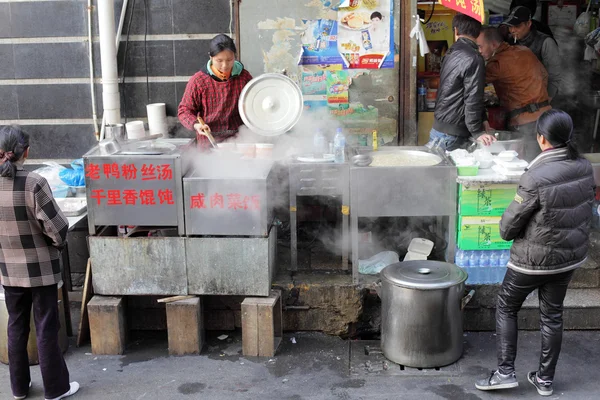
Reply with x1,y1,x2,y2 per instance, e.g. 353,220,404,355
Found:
0,168,68,287
178,69,252,147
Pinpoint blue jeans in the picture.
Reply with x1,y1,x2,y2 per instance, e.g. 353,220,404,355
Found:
426,128,470,152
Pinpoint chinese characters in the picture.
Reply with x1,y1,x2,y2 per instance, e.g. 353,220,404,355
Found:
190,193,261,211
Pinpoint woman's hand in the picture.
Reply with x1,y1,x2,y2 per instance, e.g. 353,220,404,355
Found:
194,122,211,136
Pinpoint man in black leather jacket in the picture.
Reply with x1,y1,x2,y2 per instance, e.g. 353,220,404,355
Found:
475,110,595,396
502,6,562,101
426,14,495,151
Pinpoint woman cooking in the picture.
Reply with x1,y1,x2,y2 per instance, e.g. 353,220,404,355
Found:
178,34,253,148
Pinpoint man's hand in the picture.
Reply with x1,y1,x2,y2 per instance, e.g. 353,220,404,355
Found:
476,133,496,146
194,122,211,135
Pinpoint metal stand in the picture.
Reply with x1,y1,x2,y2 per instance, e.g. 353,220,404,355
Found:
289,163,350,271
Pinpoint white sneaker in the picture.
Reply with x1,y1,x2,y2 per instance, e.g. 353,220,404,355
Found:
45,382,80,400
14,381,32,399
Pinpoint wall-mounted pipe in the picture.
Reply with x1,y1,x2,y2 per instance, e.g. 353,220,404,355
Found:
98,0,121,125
87,0,99,139
99,0,128,141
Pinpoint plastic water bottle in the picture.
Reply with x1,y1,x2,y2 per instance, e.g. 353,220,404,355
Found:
479,251,491,284
313,129,327,158
468,251,480,283
418,80,427,112
333,128,346,164
500,250,510,267
455,250,468,281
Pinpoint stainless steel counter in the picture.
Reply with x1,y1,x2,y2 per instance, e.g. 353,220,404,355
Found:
182,158,276,237
83,138,192,235
350,147,458,283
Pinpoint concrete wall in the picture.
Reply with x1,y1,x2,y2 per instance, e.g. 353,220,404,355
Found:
0,0,232,160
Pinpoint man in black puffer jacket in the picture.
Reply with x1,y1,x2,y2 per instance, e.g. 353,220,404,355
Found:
475,110,595,397
427,14,495,151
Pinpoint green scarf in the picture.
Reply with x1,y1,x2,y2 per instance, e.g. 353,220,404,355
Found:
206,60,244,78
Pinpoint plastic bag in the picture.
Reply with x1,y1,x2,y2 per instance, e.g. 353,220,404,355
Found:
33,162,67,189
574,2,591,38
358,251,399,275
59,158,85,187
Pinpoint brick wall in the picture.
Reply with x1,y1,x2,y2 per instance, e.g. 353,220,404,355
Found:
0,0,232,159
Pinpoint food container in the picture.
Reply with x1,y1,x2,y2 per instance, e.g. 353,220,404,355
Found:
380,261,471,367
477,131,524,157
255,143,274,159
126,121,146,139
238,143,256,158
497,150,519,162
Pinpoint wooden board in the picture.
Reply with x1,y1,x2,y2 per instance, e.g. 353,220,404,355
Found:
166,297,204,356
76,258,93,347
87,295,126,355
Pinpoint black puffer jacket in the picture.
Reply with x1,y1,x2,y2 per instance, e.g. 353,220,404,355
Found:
500,148,596,275
432,37,486,138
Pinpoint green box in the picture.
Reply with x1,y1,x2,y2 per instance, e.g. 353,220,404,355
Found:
457,216,512,250
458,183,517,216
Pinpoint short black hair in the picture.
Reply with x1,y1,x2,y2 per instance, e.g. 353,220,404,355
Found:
370,12,383,20
452,13,482,38
480,26,504,44
209,34,237,57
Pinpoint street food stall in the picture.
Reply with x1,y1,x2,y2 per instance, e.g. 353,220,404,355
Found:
84,73,303,297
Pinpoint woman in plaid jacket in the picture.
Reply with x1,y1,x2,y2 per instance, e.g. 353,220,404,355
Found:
177,34,253,149
0,126,79,400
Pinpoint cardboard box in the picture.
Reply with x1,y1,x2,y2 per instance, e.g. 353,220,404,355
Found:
458,183,517,216
457,216,512,250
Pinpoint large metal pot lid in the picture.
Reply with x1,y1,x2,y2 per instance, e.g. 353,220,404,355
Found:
238,73,303,136
381,261,467,290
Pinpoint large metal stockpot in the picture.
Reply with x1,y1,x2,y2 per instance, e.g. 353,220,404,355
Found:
380,261,469,368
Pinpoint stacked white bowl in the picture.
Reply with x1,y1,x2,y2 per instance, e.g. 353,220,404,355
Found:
125,121,146,139
146,103,168,137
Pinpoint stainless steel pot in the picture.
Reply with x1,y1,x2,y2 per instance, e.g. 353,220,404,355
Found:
380,261,472,368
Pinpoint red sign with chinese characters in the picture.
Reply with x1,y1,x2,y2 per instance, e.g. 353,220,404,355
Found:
86,163,173,181
354,54,387,69
439,0,485,23
190,193,261,211
90,188,175,206
85,162,176,207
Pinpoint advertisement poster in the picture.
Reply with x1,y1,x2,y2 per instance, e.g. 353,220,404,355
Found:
299,19,345,66
326,71,350,104
301,69,329,113
337,0,394,69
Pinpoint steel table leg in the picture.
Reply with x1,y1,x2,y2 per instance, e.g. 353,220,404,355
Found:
342,171,350,271
290,178,298,272
351,214,359,284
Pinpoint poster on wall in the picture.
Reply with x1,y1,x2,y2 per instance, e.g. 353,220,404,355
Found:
337,0,394,69
301,69,329,113
299,19,345,66
326,71,350,104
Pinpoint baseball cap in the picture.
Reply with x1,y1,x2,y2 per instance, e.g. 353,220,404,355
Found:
502,6,531,26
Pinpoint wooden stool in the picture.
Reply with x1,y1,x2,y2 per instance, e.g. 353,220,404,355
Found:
166,297,205,356
241,290,282,357
87,295,126,355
